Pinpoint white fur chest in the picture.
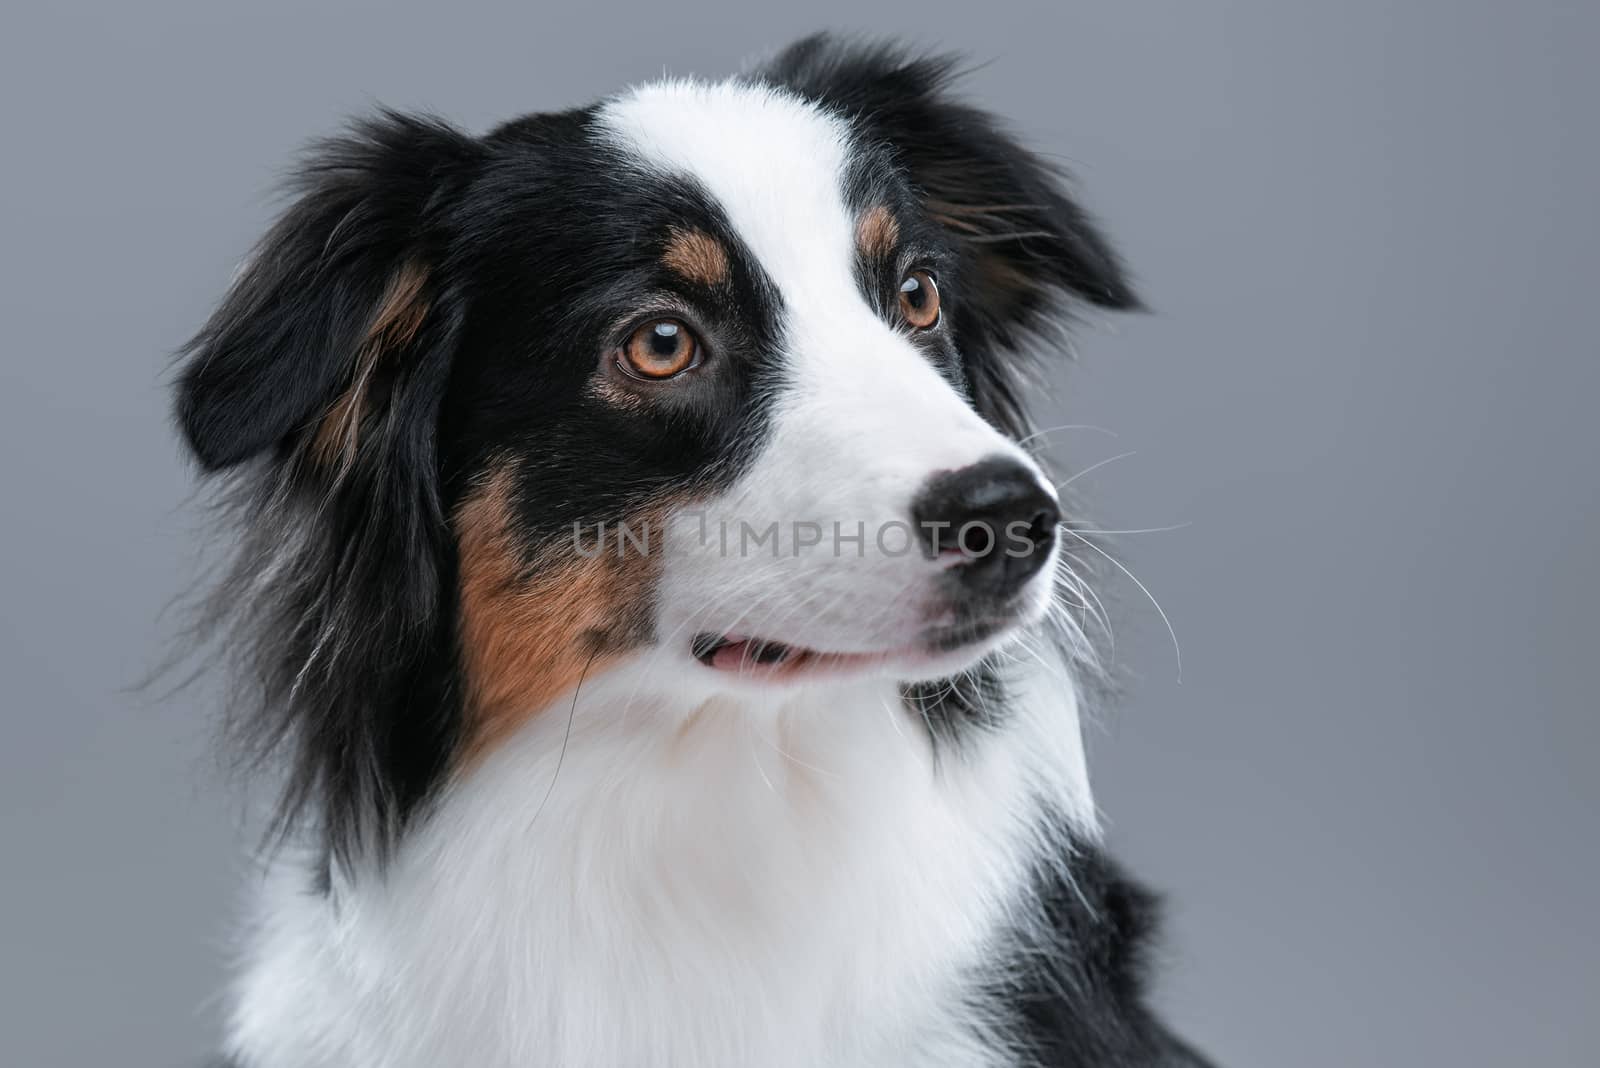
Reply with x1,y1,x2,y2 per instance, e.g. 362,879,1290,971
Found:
225,665,1095,1068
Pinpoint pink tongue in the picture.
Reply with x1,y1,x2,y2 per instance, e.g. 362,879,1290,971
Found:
711,640,759,671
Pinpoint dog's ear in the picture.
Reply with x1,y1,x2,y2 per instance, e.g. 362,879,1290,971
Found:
760,34,1140,349
176,111,483,472
176,112,486,869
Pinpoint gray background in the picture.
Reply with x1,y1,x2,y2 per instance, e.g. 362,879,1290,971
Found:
2,2,1595,1065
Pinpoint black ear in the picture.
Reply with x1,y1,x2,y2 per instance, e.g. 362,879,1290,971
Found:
176,111,483,471
760,34,1141,352
176,112,486,871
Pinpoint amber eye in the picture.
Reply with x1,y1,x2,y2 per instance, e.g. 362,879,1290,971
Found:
897,271,941,330
619,318,700,379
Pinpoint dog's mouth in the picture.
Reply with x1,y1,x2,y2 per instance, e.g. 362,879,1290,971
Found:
690,617,1017,683
690,633,879,680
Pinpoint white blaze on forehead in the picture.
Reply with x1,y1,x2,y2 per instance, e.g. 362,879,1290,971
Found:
600,76,1046,488
598,80,859,301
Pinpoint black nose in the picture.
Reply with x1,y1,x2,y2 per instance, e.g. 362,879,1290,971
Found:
910,457,1060,599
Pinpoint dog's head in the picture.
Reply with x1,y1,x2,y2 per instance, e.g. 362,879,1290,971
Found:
177,36,1137,861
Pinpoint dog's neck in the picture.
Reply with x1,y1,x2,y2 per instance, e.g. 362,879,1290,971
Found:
230,656,1098,1067
440,651,1100,844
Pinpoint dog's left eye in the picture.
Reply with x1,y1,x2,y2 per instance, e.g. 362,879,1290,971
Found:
898,271,941,330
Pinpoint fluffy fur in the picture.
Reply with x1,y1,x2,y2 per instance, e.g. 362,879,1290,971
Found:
177,34,1213,1068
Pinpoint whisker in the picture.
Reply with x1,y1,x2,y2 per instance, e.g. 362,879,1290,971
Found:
1054,451,1138,493
1054,554,1114,661
880,697,913,747
1061,529,1181,680
756,724,839,779
1055,554,1113,641
1013,423,1119,448
1065,522,1192,536
744,714,780,796
962,229,1063,245
526,646,596,831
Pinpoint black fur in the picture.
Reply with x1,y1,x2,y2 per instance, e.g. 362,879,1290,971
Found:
178,113,483,867
983,836,1217,1067
178,112,483,470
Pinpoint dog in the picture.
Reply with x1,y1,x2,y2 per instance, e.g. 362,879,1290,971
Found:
176,34,1215,1068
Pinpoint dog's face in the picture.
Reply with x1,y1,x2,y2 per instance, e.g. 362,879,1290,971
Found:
177,37,1136,855
451,82,1077,733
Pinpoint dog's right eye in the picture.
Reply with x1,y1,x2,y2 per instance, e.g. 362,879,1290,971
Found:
617,319,702,380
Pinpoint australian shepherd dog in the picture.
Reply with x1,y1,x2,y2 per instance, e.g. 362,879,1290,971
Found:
176,34,1215,1068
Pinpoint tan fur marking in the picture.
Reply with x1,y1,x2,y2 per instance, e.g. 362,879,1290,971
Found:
455,466,659,758
311,261,430,468
856,205,900,259
661,228,730,286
